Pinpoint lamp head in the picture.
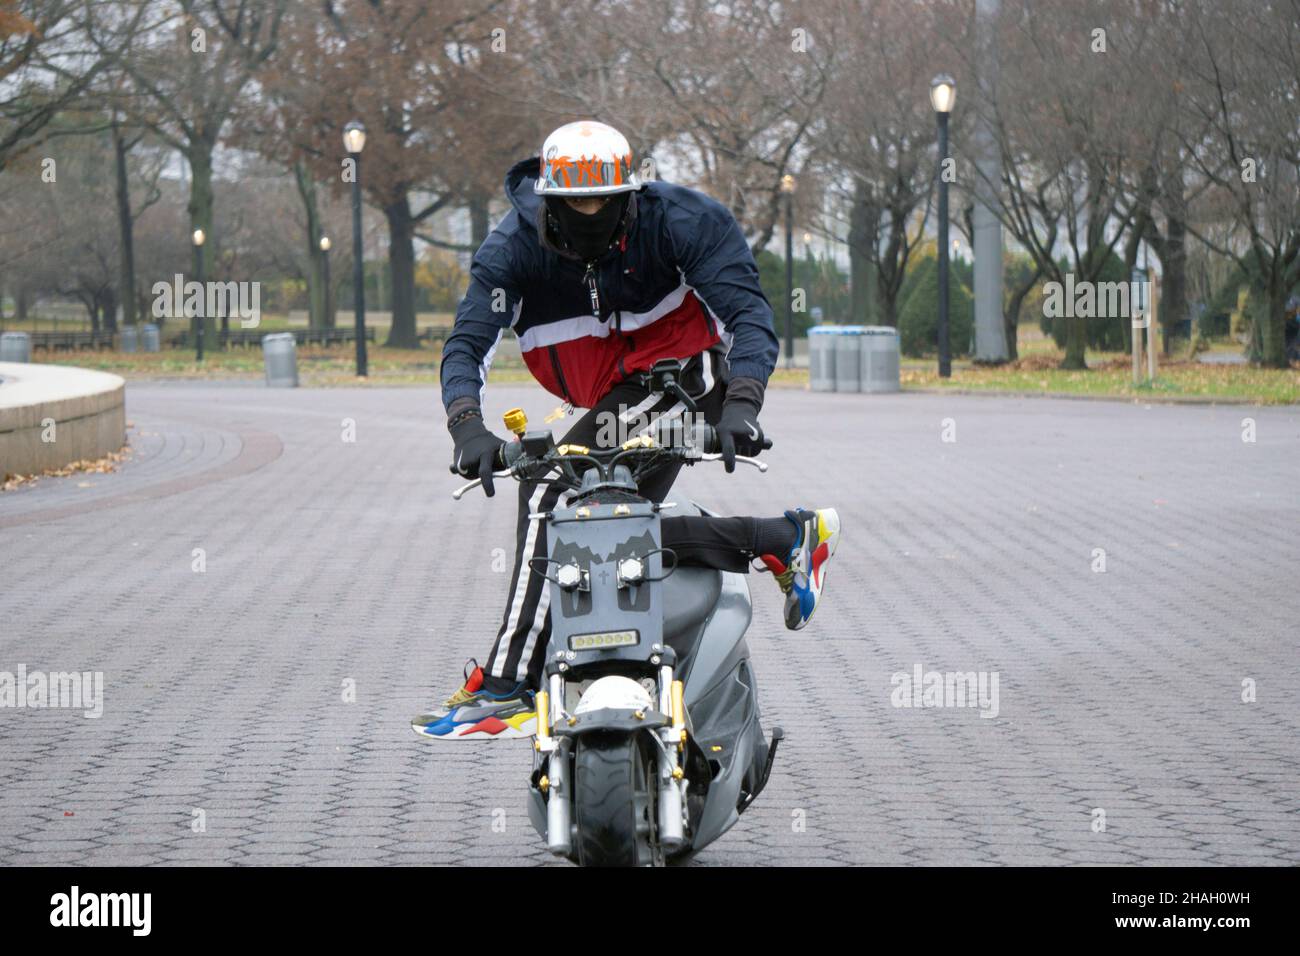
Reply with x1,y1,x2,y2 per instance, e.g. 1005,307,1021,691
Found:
930,74,957,114
343,121,367,154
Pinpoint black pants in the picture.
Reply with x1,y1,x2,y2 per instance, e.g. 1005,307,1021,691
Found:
484,351,765,690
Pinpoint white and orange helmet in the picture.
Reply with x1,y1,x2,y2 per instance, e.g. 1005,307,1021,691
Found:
534,120,640,196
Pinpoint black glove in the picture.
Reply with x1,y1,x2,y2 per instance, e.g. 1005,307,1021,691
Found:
716,376,770,473
449,405,506,497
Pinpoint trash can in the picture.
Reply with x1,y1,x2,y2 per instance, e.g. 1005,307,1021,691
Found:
808,326,838,392
0,331,31,363
859,325,900,393
120,325,138,353
833,326,865,392
262,332,299,387
141,323,161,352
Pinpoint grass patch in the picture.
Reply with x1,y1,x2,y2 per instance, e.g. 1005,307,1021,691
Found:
893,353,1297,403
39,344,450,386
19,341,1297,404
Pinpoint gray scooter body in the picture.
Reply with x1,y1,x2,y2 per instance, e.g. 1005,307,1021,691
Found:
526,497,773,859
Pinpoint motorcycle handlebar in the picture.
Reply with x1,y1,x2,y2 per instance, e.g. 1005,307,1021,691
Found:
448,418,772,492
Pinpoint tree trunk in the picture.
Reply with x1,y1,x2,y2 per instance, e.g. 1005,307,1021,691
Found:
1158,168,1189,358
113,124,139,327
1004,265,1042,363
878,289,899,329
1062,314,1087,369
295,161,328,329
16,287,28,323
384,196,419,348
102,287,118,333
1003,310,1019,361
877,201,910,329
847,183,878,324
469,191,490,251
187,140,218,345
1161,214,1187,358
1260,277,1288,368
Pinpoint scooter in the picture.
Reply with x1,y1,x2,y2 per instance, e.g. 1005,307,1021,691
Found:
450,361,782,866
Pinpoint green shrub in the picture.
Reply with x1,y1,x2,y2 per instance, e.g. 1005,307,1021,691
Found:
756,249,851,334
897,256,974,357
1042,252,1131,352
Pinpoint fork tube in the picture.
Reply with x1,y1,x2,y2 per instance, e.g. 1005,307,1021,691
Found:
657,666,684,848
545,674,571,856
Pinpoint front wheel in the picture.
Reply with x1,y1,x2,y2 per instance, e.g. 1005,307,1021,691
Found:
573,732,663,867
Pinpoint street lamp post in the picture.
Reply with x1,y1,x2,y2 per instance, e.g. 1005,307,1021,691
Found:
319,236,332,329
931,73,957,378
344,121,368,378
780,173,796,369
192,228,206,363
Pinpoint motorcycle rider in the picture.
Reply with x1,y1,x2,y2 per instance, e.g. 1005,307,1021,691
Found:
412,121,841,740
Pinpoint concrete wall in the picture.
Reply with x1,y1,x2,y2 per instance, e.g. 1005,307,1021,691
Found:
0,363,126,477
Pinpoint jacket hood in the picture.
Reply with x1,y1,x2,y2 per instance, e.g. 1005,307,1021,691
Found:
505,157,544,229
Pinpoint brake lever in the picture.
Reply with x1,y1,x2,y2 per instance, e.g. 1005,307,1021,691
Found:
451,469,514,500
700,453,768,472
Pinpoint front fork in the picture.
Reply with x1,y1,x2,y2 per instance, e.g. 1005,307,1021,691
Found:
536,668,690,857
536,674,571,857
655,665,688,850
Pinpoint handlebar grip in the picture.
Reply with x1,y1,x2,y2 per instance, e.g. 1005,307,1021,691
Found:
449,438,523,477
654,418,719,453
697,423,721,454
681,421,771,454
499,439,524,468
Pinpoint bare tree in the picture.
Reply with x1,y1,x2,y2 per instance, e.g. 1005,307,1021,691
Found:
620,0,830,249
87,0,286,340
1179,0,1299,368
0,1,124,170
811,0,949,328
965,0,1156,369
263,0,503,348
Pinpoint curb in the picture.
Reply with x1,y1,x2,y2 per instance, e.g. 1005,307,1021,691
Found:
899,387,1274,406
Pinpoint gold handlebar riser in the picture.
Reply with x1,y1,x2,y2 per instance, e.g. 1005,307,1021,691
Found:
503,408,527,437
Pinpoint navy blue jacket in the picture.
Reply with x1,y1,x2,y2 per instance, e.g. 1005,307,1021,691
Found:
440,157,778,411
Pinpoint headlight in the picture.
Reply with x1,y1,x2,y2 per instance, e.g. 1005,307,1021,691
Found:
556,563,584,590
569,629,639,651
617,557,644,585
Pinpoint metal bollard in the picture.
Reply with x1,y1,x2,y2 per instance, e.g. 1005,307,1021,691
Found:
0,331,31,363
808,326,836,392
261,332,299,388
833,326,864,392
859,326,900,393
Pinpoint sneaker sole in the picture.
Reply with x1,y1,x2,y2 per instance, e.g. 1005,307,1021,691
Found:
410,711,537,742
790,507,840,630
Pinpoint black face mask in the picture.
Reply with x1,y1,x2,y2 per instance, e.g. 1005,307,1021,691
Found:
546,194,629,261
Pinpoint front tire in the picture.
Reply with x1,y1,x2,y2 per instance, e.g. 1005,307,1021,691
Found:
573,732,662,867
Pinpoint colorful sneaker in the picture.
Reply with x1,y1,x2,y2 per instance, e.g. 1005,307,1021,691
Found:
410,659,537,741
757,508,841,630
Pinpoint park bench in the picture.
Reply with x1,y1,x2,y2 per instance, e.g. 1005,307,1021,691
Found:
29,331,116,351
167,327,378,349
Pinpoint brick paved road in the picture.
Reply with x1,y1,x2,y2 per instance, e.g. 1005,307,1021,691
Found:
1,383,1297,866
